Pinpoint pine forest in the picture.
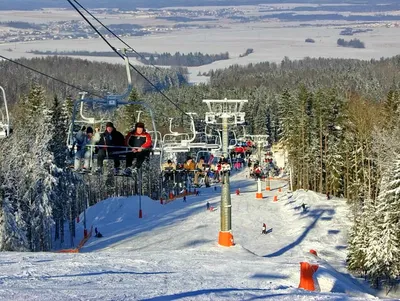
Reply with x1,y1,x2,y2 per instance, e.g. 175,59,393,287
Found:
0,54,400,290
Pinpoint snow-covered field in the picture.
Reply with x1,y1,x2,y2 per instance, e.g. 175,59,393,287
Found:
0,170,395,301
1,22,400,84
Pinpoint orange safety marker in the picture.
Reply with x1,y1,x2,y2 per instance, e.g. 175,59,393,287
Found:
218,231,234,247
278,187,282,192
298,262,319,291
273,195,278,202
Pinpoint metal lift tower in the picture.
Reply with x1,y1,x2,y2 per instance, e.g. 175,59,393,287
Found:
203,98,248,247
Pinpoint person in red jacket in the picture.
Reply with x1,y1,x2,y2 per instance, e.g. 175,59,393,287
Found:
123,122,152,175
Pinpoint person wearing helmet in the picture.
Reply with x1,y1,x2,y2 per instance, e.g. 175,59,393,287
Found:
123,122,152,175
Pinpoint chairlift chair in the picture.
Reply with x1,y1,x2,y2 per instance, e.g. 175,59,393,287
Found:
66,49,158,172
0,86,11,139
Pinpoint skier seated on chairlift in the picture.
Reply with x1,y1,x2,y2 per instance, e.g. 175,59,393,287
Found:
175,163,185,188
74,126,101,172
73,125,89,171
254,164,262,179
162,159,176,182
123,122,152,175
183,156,196,183
95,122,125,174
194,156,209,187
212,159,223,183
183,156,196,171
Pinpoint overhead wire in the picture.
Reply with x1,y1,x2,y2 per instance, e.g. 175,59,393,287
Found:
0,53,186,126
67,0,190,118
72,0,172,76
71,0,208,120
0,54,103,98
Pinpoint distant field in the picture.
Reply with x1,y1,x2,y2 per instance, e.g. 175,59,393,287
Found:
1,7,400,84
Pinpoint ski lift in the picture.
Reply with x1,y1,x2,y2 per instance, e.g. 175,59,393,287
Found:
66,49,159,171
183,112,208,149
228,129,238,151
201,124,221,150
0,86,11,139
160,117,191,169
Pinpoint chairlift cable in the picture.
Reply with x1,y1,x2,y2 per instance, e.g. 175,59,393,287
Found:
67,0,190,118
71,0,208,122
72,0,171,76
0,54,103,98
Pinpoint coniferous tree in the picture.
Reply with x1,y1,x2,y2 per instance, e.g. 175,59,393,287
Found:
116,89,140,134
365,157,400,288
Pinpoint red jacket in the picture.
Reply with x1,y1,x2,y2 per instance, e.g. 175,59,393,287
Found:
234,146,245,153
125,131,152,148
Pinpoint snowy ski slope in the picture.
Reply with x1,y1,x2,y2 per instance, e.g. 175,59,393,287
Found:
0,170,395,300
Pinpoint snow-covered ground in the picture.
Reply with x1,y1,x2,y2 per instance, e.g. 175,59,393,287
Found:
2,23,400,85
0,171,396,300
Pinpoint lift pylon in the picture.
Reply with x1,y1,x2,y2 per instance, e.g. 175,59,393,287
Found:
202,98,248,247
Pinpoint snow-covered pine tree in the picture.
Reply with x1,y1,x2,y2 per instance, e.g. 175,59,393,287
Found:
325,90,345,196
279,89,302,189
0,185,29,251
347,211,368,276
363,195,382,288
29,99,56,251
50,95,68,168
365,156,400,288
116,89,140,134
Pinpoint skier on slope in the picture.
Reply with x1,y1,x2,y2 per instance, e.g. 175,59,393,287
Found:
262,223,267,234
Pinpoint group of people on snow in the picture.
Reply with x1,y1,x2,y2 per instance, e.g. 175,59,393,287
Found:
73,121,152,175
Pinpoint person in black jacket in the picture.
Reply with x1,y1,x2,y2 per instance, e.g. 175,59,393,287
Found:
95,122,125,174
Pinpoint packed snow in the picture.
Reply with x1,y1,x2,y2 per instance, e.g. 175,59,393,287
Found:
0,170,395,300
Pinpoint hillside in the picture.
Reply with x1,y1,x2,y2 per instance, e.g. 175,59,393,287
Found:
0,170,391,300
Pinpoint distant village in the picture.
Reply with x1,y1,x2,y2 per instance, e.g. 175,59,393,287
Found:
0,7,242,44
0,6,399,45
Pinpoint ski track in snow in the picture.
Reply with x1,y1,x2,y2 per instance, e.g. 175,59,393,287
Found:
0,170,396,300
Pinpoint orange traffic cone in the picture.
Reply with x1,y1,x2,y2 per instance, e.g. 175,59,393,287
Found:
169,192,174,199
298,262,319,291
273,195,278,202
